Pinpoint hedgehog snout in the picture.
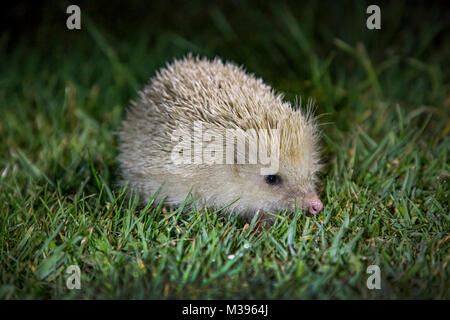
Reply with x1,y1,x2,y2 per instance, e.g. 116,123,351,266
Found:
304,193,323,214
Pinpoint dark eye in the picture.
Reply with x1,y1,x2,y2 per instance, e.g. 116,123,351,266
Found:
265,175,282,185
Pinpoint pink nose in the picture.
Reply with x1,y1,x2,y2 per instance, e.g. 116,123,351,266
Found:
307,196,323,214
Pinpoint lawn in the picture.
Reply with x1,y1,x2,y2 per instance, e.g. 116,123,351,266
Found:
0,1,448,299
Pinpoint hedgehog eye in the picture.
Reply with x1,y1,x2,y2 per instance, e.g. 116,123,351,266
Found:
265,175,282,186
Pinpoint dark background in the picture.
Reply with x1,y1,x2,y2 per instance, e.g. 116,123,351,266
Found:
2,0,448,106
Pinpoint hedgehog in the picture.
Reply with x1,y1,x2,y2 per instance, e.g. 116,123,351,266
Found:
118,55,323,226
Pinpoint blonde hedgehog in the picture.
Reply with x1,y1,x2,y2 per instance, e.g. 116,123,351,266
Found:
118,55,323,225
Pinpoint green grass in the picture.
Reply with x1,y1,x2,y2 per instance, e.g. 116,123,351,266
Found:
0,1,449,299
